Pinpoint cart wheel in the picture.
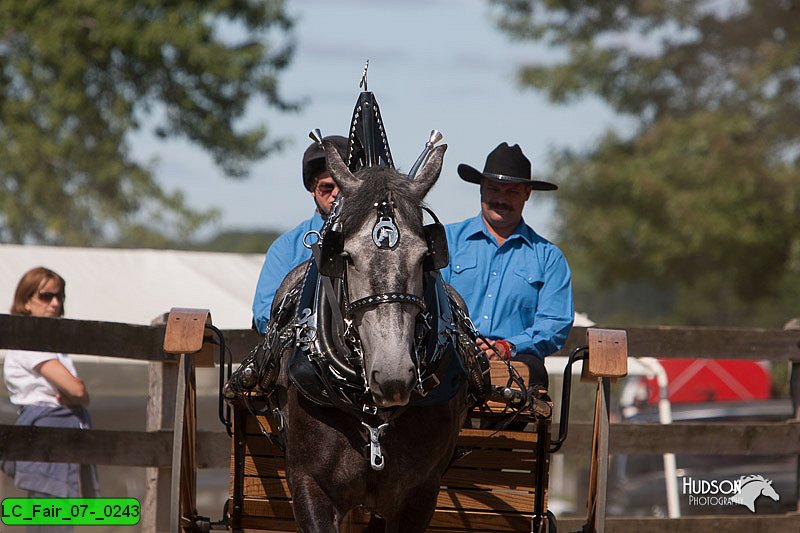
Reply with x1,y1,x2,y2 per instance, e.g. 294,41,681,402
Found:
546,510,557,533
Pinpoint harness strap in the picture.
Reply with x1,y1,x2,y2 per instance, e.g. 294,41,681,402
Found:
310,242,349,332
349,292,425,313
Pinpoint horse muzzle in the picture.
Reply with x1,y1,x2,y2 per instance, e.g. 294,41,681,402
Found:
369,369,416,407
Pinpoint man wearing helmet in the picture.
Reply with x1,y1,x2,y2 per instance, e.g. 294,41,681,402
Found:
251,135,348,334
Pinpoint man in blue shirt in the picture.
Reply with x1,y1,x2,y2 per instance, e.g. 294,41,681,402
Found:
251,136,348,334
442,142,574,388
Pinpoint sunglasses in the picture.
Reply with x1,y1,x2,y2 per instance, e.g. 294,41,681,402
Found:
37,291,65,303
315,182,337,196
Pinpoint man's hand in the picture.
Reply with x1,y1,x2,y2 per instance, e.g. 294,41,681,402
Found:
477,338,512,360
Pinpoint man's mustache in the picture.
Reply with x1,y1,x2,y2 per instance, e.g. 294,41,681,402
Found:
489,202,513,211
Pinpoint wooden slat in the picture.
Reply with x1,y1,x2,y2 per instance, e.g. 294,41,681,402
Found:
241,477,292,499
195,430,230,468
0,425,172,466
560,325,800,361
558,515,800,533
242,456,287,478
440,449,536,471
427,509,531,532
237,498,536,532
238,462,539,495
219,325,800,365
586,328,628,378
489,360,529,385
456,428,538,447
239,498,296,521
549,421,800,456
237,476,538,514
0,313,171,360
2,316,797,364
437,489,534,513
442,468,537,491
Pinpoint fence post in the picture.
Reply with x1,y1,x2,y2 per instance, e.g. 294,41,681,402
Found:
143,313,177,533
784,318,800,514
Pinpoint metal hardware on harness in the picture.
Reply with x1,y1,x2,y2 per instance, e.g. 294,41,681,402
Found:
372,197,400,250
309,128,323,147
408,129,444,179
271,407,285,432
362,421,389,471
348,292,425,314
302,230,321,249
372,217,399,249
359,60,369,91
296,308,317,346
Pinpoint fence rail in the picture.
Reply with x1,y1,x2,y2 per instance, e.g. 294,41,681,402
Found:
1,312,799,532
4,314,799,363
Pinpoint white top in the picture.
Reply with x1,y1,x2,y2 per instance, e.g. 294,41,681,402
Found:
3,349,79,407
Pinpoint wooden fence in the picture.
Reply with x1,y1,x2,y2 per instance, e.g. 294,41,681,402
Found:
1,313,799,532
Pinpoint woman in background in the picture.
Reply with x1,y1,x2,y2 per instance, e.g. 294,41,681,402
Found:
2,267,99,532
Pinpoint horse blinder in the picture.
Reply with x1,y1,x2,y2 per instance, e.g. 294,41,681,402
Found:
319,230,347,278
423,222,449,271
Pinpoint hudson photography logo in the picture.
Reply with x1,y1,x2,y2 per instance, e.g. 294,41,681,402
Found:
682,475,780,512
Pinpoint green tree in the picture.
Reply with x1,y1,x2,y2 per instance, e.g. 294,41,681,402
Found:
177,228,279,254
493,0,800,325
0,1,295,246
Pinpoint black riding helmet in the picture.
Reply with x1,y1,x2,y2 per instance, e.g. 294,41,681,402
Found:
302,135,349,192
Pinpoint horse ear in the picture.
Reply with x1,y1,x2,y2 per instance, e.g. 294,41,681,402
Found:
408,144,447,200
322,139,360,196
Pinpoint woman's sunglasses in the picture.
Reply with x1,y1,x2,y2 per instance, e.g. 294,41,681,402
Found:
37,291,65,303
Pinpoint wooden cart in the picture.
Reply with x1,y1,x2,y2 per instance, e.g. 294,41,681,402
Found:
163,309,627,532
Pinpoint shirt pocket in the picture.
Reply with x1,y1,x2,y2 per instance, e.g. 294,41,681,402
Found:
512,266,543,312
449,255,479,298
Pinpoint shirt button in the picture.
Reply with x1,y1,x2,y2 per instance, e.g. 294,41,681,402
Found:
483,315,488,320
492,272,497,276
456,265,460,270
487,294,492,298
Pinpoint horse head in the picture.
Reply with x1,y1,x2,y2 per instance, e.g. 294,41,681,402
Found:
322,138,447,407
734,475,780,512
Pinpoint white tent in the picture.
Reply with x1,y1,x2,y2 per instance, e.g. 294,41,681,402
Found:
0,244,264,329
0,243,594,330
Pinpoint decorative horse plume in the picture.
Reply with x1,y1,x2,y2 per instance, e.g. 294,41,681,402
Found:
346,60,393,170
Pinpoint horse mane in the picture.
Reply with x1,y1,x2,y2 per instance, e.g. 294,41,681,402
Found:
739,474,768,485
338,166,424,238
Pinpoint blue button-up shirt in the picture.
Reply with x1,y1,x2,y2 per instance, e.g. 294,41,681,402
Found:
252,211,324,334
442,214,574,358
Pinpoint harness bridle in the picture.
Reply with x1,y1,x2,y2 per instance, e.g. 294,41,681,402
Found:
307,190,442,381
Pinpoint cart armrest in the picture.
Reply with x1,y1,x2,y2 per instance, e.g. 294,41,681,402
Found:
584,328,628,379
163,308,215,367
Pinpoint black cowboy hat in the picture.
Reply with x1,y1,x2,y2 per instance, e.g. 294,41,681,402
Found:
457,142,557,190
302,135,349,191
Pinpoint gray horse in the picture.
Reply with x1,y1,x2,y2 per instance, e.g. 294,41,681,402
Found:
270,140,469,532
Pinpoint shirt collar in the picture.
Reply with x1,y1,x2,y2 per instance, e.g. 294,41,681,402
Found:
466,213,535,247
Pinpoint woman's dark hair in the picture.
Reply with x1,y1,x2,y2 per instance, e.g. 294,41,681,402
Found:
10,266,66,317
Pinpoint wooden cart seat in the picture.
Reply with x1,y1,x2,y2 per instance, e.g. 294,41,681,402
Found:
229,361,549,532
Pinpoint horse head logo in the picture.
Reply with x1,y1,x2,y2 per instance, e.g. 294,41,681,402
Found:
731,475,780,513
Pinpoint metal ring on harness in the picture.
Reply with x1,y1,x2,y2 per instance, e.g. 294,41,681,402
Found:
302,230,321,249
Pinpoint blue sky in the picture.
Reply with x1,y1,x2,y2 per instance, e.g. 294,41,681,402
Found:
130,0,623,241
